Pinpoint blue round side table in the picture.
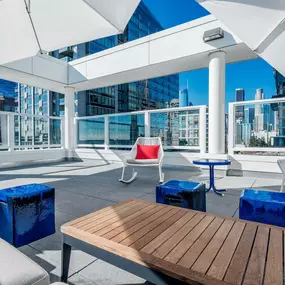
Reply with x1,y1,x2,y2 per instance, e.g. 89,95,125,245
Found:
193,159,231,196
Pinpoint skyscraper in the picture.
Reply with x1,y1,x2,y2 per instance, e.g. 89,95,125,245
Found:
274,69,285,96
235,88,245,102
254,88,264,132
235,88,245,120
0,79,17,112
244,107,255,125
0,1,179,147
179,89,189,107
51,1,179,116
272,69,285,146
1,2,179,117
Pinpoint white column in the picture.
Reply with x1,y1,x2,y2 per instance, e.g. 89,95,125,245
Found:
64,86,76,159
208,51,226,154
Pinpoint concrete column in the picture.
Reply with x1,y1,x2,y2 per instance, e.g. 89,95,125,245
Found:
64,86,75,158
208,51,226,154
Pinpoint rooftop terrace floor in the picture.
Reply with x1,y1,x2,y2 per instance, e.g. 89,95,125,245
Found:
0,160,282,285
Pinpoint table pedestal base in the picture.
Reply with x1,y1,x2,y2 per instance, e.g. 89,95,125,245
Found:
206,165,227,197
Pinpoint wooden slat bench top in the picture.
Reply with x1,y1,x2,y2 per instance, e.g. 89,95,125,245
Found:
61,199,285,285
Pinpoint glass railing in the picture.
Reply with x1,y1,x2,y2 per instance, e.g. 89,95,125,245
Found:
0,111,64,151
228,97,285,155
76,106,207,152
150,109,200,148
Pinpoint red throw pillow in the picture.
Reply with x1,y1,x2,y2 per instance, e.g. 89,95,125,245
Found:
136,144,160,160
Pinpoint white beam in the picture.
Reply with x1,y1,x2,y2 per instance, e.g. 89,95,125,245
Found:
0,16,258,93
68,15,257,91
0,54,68,93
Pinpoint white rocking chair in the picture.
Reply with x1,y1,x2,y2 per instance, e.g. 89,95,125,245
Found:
278,159,285,192
119,137,164,184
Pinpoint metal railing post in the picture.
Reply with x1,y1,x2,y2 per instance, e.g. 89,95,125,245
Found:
74,118,78,149
199,106,207,154
61,118,65,149
8,114,15,152
228,103,235,155
104,116,110,150
145,111,151,137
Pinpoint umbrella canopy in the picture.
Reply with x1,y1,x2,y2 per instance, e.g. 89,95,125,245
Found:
197,0,285,76
0,0,140,65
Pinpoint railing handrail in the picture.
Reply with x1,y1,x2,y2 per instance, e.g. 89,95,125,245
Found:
229,97,285,107
75,105,206,120
0,111,63,120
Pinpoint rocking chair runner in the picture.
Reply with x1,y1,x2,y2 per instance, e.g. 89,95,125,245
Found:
119,137,164,184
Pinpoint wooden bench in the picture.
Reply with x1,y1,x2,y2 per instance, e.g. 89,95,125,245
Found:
61,199,284,285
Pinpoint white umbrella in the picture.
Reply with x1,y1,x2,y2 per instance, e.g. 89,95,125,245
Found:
197,0,285,76
0,0,140,65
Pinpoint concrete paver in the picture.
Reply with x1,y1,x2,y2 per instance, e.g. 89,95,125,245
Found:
0,161,281,285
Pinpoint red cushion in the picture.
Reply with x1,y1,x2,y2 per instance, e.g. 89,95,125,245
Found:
136,144,160,160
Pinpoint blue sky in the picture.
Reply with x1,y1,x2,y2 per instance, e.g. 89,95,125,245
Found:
143,0,276,107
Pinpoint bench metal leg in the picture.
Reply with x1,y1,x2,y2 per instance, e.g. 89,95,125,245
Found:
63,235,188,285
61,241,71,282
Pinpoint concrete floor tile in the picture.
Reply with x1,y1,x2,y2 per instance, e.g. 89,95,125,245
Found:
67,273,100,285
206,192,239,217
251,178,282,190
138,192,156,202
79,259,146,285
55,190,115,216
2,160,282,285
19,245,75,281
211,177,256,190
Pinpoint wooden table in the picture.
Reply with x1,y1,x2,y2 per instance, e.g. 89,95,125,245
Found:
61,199,284,285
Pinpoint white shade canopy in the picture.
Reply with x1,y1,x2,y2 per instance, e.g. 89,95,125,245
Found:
197,0,285,76
0,0,140,65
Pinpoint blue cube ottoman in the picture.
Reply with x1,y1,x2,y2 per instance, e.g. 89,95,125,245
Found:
240,189,285,227
0,184,55,247
156,180,206,212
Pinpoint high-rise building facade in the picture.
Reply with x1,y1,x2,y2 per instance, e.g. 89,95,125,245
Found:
0,79,17,112
0,1,178,147
272,69,285,146
254,88,265,132
179,89,189,107
51,1,179,117
235,88,245,120
274,69,285,96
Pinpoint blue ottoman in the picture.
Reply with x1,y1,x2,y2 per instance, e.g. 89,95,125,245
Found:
156,180,206,211
240,189,285,227
0,184,55,247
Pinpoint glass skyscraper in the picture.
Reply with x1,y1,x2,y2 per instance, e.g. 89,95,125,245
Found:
0,1,179,146
235,88,245,120
51,1,179,117
179,89,189,107
272,69,285,146
0,79,17,112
